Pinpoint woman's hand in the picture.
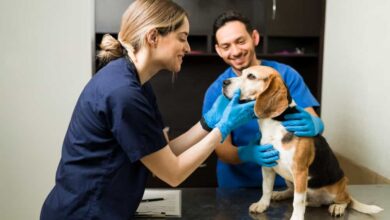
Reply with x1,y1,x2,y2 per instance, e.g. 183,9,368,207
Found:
202,94,230,130
215,89,256,141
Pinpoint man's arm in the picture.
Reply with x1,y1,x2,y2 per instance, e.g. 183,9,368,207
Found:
215,134,279,167
214,135,241,164
305,107,319,117
280,64,323,136
282,106,324,137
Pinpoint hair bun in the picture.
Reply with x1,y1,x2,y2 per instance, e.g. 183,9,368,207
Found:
96,34,124,69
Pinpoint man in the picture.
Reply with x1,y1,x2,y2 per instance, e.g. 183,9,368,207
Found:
202,11,324,188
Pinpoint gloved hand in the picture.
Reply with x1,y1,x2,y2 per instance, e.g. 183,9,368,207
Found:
281,106,324,137
202,94,230,130
237,144,279,167
215,89,256,142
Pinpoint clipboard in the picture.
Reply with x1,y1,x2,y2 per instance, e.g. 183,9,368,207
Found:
135,189,182,218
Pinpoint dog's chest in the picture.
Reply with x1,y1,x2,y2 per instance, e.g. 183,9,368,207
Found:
258,119,295,182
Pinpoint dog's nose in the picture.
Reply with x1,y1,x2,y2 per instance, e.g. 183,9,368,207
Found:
222,80,231,88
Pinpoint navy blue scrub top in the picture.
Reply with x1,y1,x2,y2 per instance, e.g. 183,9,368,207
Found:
40,57,167,220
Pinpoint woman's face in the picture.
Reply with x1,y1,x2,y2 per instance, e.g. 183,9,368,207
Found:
156,17,191,73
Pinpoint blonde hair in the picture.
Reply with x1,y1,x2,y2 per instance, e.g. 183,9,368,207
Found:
97,0,187,68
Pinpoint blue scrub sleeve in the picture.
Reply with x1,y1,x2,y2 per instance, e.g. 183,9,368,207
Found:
107,86,167,162
283,67,319,108
202,83,221,115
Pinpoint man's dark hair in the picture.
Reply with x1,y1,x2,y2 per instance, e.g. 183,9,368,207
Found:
213,10,254,43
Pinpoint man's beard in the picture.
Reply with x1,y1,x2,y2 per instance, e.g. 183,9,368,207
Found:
237,62,251,71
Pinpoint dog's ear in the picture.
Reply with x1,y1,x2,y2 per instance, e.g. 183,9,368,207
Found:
254,74,289,118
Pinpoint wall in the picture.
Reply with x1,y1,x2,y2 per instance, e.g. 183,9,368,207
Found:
0,0,94,219
96,0,131,33
322,0,390,180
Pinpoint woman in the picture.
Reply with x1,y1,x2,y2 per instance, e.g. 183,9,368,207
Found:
40,0,255,219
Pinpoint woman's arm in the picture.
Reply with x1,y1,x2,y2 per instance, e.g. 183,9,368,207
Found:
141,91,256,187
140,128,221,187
167,122,209,155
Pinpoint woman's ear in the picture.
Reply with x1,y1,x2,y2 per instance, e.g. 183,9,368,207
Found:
146,29,159,47
254,74,289,118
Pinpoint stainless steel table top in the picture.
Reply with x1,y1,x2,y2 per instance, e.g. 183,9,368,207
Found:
137,185,389,220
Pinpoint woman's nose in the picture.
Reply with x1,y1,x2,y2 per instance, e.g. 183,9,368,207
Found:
185,41,191,54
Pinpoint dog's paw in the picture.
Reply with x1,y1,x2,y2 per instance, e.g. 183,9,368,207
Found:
271,190,293,201
290,213,304,220
249,201,269,213
328,203,347,217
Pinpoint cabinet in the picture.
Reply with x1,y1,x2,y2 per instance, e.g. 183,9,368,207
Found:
95,0,326,187
265,0,324,36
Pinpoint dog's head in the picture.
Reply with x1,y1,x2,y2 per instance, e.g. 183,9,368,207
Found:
222,66,290,119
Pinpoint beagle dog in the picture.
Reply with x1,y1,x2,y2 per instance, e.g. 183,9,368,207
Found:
222,66,383,220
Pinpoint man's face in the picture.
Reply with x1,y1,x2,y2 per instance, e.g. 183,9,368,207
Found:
215,21,259,75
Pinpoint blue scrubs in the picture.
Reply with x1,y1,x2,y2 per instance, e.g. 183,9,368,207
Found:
202,60,319,188
40,57,167,220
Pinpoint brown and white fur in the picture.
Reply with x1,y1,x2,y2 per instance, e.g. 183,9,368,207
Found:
222,66,383,220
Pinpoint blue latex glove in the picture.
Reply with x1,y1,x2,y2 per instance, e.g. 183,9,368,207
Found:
202,94,230,129
237,144,279,167
281,106,324,137
215,89,256,142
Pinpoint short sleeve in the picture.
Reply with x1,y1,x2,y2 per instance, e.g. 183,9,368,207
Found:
202,82,221,115
106,86,167,162
282,66,320,108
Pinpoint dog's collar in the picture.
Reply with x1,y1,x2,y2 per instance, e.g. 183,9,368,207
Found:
239,98,253,104
272,86,294,121
272,105,299,122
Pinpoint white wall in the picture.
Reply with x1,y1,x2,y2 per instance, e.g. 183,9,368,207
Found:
0,0,94,219
322,0,390,179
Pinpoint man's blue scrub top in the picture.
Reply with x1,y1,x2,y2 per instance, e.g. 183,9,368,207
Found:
202,60,319,188
40,57,167,220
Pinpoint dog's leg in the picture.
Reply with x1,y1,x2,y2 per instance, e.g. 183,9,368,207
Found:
289,138,315,220
329,203,348,217
326,177,351,217
291,169,308,220
249,167,276,213
272,180,294,201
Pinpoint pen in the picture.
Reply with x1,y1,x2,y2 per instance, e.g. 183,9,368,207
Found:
141,197,164,202
135,211,166,217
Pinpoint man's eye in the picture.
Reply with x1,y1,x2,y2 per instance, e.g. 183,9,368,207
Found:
247,73,256,80
220,45,229,50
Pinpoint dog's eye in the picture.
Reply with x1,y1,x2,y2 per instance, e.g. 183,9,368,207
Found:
247,73,256,80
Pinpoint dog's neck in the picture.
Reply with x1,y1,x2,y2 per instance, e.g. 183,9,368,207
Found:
272,101,299,122
270,84,298,122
